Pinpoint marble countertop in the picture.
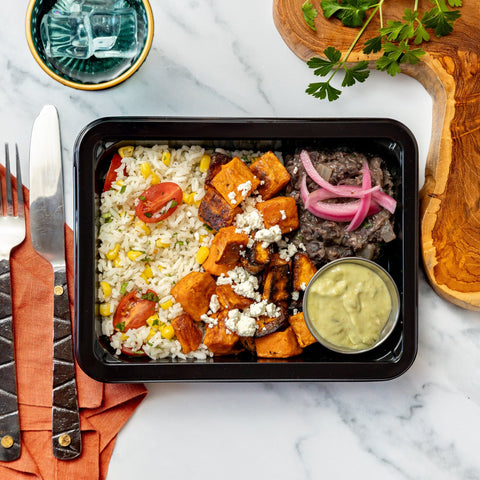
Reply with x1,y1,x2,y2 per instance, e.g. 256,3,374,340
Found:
5,1,480,478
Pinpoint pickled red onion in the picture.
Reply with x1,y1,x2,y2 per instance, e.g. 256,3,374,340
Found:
300,150,380,198
347,161,372,231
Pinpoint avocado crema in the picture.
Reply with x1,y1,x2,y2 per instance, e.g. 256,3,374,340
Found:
306,263,392,350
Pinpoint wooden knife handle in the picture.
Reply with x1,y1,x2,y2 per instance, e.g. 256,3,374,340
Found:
0,259,21,461
52,269,81,460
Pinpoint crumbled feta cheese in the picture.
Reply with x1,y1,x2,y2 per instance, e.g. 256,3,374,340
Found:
280,210,286,220
247,238,254,249
234,208,264,235
209,294,220,314
254,225,282,246
200,313,218,326
279,243,298,262
292,291,300,301
298,242,306,251
236,314,257,336
225,309,257,337
237,180,252,198
228,191,237,204
216,273,233,286
300,282,307,291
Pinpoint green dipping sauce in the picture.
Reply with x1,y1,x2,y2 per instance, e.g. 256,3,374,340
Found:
306,263,392,351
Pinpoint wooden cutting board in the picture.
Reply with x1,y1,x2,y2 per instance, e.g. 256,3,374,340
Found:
273,0,480,310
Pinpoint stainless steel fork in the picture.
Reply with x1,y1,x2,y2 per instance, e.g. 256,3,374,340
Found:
0,144,26,462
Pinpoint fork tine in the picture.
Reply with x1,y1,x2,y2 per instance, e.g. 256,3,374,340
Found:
5,143,13,217
15,144,24,218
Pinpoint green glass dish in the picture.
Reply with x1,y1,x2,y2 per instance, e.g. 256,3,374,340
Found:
26,0,154,90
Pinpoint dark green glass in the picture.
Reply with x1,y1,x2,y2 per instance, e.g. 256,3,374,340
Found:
29,0,150,86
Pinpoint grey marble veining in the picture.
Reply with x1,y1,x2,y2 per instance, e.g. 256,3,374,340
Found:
1,1,478,479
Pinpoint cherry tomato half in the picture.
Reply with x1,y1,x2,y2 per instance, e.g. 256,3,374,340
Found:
103,153,127,192
112,290,157,333
135,182,183,223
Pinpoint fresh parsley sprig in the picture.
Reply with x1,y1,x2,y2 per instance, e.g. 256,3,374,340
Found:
304,0,462,101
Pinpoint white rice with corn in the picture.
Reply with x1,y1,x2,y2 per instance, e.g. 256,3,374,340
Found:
98,145,215,360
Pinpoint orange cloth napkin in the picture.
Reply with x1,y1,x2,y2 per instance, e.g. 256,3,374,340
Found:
0,179,147,480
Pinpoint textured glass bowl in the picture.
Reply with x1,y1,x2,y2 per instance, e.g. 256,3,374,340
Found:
26,0,154,90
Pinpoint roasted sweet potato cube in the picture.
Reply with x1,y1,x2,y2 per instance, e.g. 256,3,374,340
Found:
292,252,317,291
216,284,253,310
249,151,291,200
198,187,241,231
261,256,290,304
288,312,317,348
240,241,273,274
211,157,260,207
205,153,232,187
171,313,203,354
171,271,216,321
202,244,237,277
256,196,299,234
203,312,240,355
202,226,248,276
213,226,249,264
255,327,303,358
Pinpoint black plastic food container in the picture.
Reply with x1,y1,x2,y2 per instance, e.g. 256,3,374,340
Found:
74,117,418,382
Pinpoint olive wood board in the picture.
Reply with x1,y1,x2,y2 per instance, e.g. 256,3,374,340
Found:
273,0,480,310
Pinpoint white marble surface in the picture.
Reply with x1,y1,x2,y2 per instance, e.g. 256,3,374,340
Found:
4,1,480,478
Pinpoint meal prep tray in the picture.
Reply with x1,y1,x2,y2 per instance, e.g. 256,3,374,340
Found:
74,117,418,382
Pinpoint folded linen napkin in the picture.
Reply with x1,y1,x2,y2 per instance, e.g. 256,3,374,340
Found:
0,176,147,480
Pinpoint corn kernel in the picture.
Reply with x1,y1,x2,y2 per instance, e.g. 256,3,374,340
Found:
147,314,160,329
182,192,195,205
100,281,111,298
158,265,164,271
196,246,210,264
99,303,111,316
160,300,173,310
160,324,175,340
140,265,153,283
118,145,134,158
199,154,211,173
135,220,150,235
151,172,160,185
155,239,170,248
127,250,143,261
115,179,125,186
141,162,152,179
161,151,171,166
113,257,122,268
146,329,156,341
121,333,129,341
106,243,120,260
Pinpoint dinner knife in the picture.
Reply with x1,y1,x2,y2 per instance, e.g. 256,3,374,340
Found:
29,105,81,460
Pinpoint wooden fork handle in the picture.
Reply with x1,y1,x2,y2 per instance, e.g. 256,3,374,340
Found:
0,258,21,461
52,268,81,460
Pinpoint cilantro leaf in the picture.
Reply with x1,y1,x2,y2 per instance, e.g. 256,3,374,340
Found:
376,53,401,76
306,82,342,101
448,0,462,6
302,1,318,31
342,61,370,87
363,35,382,54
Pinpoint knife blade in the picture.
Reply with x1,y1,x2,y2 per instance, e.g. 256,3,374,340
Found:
29,105,81,460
